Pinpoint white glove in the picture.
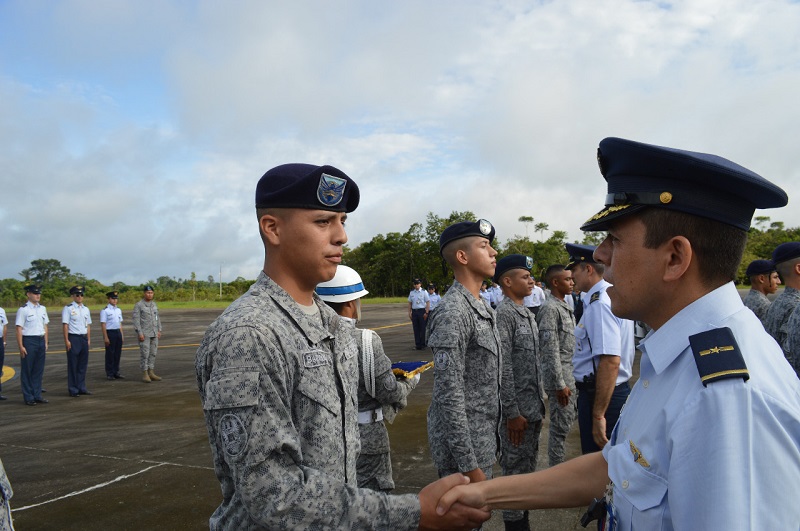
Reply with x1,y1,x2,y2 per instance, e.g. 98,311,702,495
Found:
409,374,421,388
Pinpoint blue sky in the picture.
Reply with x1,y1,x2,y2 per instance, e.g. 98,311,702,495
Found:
1,0,799,286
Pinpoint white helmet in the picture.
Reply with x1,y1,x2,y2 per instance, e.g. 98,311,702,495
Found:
316,265,369,303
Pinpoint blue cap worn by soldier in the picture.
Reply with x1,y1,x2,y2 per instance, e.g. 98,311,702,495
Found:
581,137,788,232
772,241,800,265
24,285,42,294
439,219,495,253
255,163,360,213
69,286,84,296
493,254,533,284
745,259,776,277
564,243,597,270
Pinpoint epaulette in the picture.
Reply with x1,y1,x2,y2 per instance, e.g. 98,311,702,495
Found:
589,292,601,304
688,327,749,387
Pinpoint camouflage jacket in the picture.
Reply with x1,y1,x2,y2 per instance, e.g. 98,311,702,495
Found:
196,273,419,530
764,287,800,355
536,295,577,392
426,280,501,473
742,289,771,325
496,298,545,422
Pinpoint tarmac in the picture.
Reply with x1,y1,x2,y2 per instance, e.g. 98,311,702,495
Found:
0,304,600,530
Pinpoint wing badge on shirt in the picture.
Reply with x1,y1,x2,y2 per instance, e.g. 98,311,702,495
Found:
629,440,650,468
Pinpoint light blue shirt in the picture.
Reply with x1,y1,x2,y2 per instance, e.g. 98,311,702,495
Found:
15,301,49,336
100,304,123,330
0,308,7,338
428,292,442,310
408,288,429,309
62,301,91,334
572,279,634,384
603,282,800,529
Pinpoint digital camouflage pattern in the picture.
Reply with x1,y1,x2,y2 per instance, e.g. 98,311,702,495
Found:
348,322,415,492
0,457,12,531
196,273,419,530
764,287,800,358
426,280,501,476
537,295,578,466
495,297,545,522
783,307,800,378
742,289,771,326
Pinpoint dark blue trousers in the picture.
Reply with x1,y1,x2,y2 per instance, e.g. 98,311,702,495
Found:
411,308,426,349
21,336,46,402
0,339,5,392
67,334,89,395
105,329,123,377
577,381,630,454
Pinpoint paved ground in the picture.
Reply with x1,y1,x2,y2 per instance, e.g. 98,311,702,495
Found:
1,304,602,530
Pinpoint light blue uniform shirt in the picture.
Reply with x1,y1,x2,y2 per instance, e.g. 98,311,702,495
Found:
408,288,429,309
62,301,91,334
15,301,49,336
100,304,123,330
572,279,634,385
603,282,800,529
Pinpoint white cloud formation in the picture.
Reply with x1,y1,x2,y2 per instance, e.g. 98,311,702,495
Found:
0,0,798,286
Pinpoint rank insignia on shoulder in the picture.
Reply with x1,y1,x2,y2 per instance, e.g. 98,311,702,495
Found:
688,327,749,387
590,292,601,304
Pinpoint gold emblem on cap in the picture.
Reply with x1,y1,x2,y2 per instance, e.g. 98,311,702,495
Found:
659,192,672,204
584,203,631,223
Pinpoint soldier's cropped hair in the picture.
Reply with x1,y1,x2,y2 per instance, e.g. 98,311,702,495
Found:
544,265,566,289
776,257,800,280
638,208,747,286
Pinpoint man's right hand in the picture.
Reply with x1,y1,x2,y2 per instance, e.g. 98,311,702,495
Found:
138,334,145,342
556,387,572,407
464,468,487,483
419,474,490,530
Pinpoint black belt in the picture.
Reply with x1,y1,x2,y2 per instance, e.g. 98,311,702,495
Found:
69,333,88,338
576,381,629,392
411,308,426,312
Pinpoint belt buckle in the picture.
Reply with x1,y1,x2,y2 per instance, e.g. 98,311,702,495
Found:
372,409,379,422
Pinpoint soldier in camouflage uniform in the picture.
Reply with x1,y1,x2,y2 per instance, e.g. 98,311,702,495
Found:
494,255,545,531
133,285,162,382
427,219,501,487
764,242,800,360
783,307,800,378
196,163,488,530
742,259,780,326
0,457,12,531
537,265,577,466
317,265,419,492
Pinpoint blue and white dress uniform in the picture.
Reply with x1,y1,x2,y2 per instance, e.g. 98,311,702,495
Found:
572,278,635,454
602,283,800,529
15,290,49,404
408,285,430,350
100,292,124,379
63,288,92,396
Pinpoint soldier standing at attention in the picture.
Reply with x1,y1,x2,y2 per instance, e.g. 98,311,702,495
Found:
437,137,800,529
426,219,500,484
408,279,430,350
764,241,800,359
317,265,419,492
62,285,92,397
195,163,489,530
133,285,162,383
537,264,577,466
427,284,442,311
494,254,544,531
101,291,125,380
567,242,635,454
742,259,780,326
15,285,49,406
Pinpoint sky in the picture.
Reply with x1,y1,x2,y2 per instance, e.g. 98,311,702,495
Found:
1,0,799,286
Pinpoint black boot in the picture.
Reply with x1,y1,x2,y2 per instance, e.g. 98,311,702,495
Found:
503,512,531,531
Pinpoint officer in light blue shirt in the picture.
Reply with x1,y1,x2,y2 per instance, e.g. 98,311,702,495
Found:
408,279,430,350
15,284,49,405
62,285,92,397
435,137,800,530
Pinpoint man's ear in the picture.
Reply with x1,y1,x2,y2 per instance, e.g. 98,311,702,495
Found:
454,248,469,266
663,235,693,282
260,213,281,246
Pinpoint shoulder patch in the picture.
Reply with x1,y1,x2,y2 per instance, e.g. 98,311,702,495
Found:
688,327,749,387
589,292,601,304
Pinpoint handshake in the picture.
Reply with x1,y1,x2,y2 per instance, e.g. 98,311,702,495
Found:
417,473,491,530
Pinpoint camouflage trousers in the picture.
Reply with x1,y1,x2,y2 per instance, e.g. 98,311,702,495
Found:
139,336,159,371
547,384,577,467
500,418,542,522
356,451,394,492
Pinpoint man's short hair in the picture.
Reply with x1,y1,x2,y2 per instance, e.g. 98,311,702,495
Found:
638,208,747,286
776,257,800,280
441,237,476,267
544,264,566,289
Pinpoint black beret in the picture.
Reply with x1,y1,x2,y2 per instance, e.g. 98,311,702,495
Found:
143,285,154,292
106,291,119,298
745,260,775,277
565,243,597,270
255,163,359,213
582,137,788,232
439,219,495,252
69,286,84,295
772,241,800,265
25,284,42,294
493,254,533,284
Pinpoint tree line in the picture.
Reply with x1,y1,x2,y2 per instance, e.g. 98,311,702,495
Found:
1,215,797,307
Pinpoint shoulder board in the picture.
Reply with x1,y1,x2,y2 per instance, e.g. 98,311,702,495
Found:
688,327,749,387
589,292,601,304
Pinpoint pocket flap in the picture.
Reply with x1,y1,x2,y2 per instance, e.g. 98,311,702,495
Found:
203,369,260,410
608,440,668,510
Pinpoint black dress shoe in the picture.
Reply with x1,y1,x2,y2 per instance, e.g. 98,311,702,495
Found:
107,376,116,380
70,393,79,397
79,390,93,395
34,398,49,404
0,395,7,401
25,400,37,406
115,374,125,379
42,388,48,393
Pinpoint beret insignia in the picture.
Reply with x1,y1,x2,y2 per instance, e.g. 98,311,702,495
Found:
317,173,346,207
479,219,492,235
